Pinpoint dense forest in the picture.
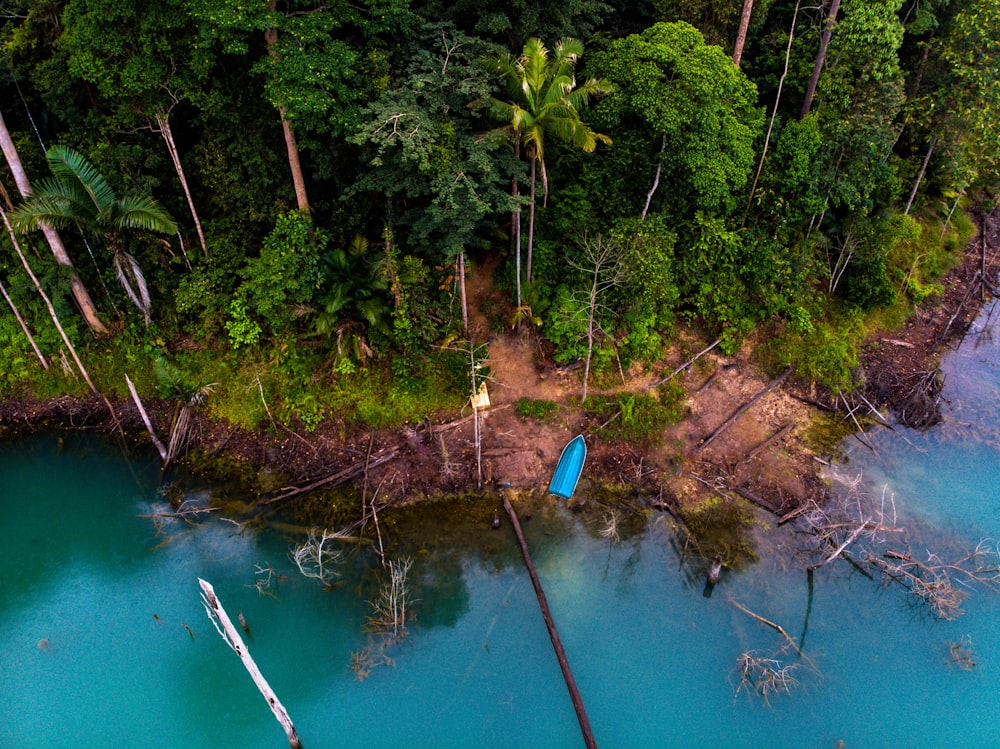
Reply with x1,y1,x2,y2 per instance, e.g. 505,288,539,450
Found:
1,0,997,432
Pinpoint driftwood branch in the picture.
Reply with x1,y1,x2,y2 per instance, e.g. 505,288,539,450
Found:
730,598,803,658
806,523,869,571
649,338,722,389
126,374,168,462
696,367,793,455
199,579,302,748
263,447,399,505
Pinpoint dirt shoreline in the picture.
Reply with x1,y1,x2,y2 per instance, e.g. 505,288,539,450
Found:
1,211,998,523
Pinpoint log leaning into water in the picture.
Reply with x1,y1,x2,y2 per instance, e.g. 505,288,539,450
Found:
696,367,793,456
125,374,168,462
199,579,302,749
502,495,598,749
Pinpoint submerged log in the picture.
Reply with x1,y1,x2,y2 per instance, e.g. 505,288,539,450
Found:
199,579,302,748
708,554,724,584
503,495,598,749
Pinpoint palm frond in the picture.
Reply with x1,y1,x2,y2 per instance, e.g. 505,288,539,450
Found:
6,193,91,233
46,145,117,214
114,250,152,325
108,195,179,235
153,355,192,400
552,37,584,74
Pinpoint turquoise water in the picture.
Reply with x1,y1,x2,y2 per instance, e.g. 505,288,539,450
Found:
3,309,1000,748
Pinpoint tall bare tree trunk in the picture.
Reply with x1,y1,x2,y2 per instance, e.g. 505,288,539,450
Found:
1,206,114,420
458,249,468,336
155,111,208,259
0,109,109,335
733,0,755,66
277,106,310,213
0,278,48,369
642,134,667,220
512,140,522,308
904,135,938,215
801,0,841,119
744,0,802,226
265,7,310,214
527,155,537,286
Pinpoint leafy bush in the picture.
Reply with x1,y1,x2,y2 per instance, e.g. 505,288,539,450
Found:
228,211,325,346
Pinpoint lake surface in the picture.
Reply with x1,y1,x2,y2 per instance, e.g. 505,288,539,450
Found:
3,308,1000,748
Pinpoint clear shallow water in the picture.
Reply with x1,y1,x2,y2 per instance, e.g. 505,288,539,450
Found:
4,308,1000,749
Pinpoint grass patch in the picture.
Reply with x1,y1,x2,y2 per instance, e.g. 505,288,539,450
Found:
678,496,759,565
801,411,858,459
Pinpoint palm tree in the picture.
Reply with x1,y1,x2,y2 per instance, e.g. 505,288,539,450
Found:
8,145,178,325
312,235,392,366
0,109,108,334
487,38,612,306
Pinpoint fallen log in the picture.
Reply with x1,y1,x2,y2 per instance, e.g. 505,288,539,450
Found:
429,403,510,434
503,495,598,749
880,338,914,349
263,447,398,505
696,367,793,455
126,374,167,462
733,486,782,515
199,579,302,748
744,423,794,463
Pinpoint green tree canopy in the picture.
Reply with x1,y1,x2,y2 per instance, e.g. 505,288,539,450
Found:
591,22,764,222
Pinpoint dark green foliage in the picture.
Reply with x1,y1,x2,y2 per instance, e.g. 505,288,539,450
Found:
762,311,865,393
310,234,391,367
591,22,764,221
226,211,324,346
411,0,613,48
2,0,999,414
751,114,825,233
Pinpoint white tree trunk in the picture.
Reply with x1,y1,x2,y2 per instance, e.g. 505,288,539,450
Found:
199,579,303,749
458,250,468,336
125,374,168,461
0,206,111,414
743,0,801,226
0,278,48,369
156,111,208,259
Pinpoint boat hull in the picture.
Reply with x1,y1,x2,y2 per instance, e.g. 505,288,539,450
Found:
549,435,587,499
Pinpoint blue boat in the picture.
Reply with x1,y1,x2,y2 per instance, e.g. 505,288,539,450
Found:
548,435,587,499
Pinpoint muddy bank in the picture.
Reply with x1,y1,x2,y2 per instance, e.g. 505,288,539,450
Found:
1,211,998,523
861,209,1000,428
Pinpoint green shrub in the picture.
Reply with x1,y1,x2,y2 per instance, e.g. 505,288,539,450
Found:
515,397,559,421
763,310,865,392
586,389,686,445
